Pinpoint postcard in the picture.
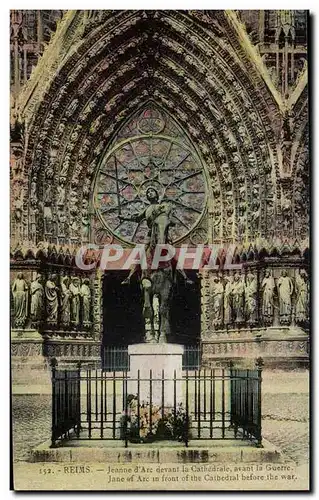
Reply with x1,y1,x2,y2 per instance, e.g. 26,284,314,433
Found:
10,9,309,491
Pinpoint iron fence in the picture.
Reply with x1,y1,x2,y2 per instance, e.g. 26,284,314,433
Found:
230,360,263,447
51,360,81,446
101,345,201,371
102,346,129,372
51,360,262,448
182,344,201,370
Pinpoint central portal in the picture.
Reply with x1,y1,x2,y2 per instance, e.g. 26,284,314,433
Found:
97,103,204,368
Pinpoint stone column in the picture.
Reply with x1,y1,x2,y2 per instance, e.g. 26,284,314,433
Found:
199,269,211,340
92,268,103,341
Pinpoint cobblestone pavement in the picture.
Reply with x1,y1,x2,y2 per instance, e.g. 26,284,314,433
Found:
12,394,51,462
12,391,309,465
262,393,309,466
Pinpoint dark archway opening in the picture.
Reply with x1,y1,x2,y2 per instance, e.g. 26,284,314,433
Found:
170,270,201,345
102,272,144,346
102,270,201,347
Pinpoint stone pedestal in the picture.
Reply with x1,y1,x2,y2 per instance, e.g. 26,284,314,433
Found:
11,329,51,394
128,343,183,406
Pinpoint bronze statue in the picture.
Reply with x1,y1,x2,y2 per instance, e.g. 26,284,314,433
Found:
119,186,192,343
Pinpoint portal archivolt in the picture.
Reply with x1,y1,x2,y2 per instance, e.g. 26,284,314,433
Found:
18,10,280,247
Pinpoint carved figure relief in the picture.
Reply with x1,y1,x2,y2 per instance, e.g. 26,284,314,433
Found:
57,179,66,207
245,272,257,324
69,276,81,326
30,176,37,205
224,275,233,326
295,270,309,324
277,270,294,325
12,273,28,328
261,270,275,325
211,275,223,327
81,199,90,241
232,272,245,323
60,276,71,327
80,279,92,326
45,274,58,326
30,273,44,325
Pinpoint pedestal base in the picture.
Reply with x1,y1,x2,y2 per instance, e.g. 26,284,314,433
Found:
128,343,183,406
11,329,50,394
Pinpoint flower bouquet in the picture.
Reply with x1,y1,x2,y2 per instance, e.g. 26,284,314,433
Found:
124,395,189,443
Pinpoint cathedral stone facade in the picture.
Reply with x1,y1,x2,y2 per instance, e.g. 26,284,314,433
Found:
10,10,309,370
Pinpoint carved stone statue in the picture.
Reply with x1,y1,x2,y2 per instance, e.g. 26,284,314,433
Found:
80,278,92,325
232,273,245,323
277,270,294,324
70,217,80,240
12,180,23,240
29,205,38,242
224,275,233,326
295,270,309,324
261,270,275,324
44,205,53,234
57,210,66,236
245,272,257,324
57,179,66,207
12,272,28,328
81,199,90,241
45,274,58,326
211,275,223,327
69,190,78,215
60,276,71,327
69,276,81,326
30,273,44,324
30,176,37,205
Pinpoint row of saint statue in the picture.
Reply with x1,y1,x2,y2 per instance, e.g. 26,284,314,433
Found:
11,273,92,329
211,269,309,328
12,268,309,331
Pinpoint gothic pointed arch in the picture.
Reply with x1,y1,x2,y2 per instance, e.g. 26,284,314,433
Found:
14,9,284,248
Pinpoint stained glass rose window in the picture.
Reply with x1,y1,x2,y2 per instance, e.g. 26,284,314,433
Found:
93,104,207,244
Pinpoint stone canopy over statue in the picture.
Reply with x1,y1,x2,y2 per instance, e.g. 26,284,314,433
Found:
119,186,192,344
